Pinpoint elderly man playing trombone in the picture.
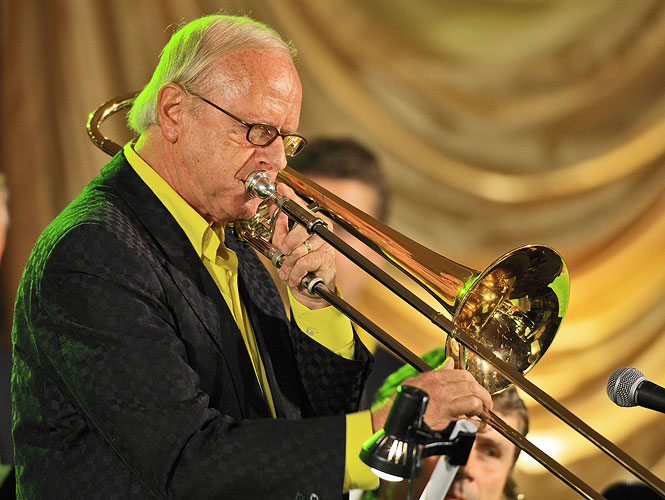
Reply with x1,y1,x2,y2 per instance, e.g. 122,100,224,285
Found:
11,14,492,499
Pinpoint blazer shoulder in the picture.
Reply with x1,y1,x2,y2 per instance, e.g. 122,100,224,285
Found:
23,155,165,282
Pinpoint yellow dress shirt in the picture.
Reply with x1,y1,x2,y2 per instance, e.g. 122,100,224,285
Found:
124,143,378,491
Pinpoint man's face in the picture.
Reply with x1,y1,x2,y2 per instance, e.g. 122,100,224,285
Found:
443,412,519,500
171,47,302,223
380,411,518,500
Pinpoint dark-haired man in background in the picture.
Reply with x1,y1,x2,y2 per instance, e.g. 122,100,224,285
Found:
288,138,405,405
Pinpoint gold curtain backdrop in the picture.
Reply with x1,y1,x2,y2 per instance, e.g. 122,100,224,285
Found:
2,0,665,498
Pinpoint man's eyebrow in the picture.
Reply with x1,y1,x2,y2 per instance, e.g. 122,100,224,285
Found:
475,434,505,445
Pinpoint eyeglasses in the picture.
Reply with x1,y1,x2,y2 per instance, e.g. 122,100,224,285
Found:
189,92,307,157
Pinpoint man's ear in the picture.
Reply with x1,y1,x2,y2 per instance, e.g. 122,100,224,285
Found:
156,83,186,143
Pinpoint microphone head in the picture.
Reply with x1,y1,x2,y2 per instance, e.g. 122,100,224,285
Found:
606,367,646,407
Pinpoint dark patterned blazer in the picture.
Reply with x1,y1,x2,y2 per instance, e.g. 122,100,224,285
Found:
11,152,372,500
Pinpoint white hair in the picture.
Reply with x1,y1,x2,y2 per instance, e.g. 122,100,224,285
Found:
127,14,296,134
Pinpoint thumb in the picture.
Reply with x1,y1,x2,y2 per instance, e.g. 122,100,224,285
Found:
436,356,455,370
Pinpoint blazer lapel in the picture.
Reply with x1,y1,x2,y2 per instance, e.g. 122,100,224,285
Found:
226,231,303,420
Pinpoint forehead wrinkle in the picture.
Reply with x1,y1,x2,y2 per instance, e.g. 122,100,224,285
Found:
209,74,250,102
204,48,301,124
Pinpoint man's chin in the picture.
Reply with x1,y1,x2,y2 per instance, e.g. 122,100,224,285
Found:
222,201,261,223
238,205,261,221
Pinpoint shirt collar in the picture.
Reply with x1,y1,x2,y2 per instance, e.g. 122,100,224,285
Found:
123,142,225,261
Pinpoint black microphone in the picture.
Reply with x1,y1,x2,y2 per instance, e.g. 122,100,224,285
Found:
606,367,665,414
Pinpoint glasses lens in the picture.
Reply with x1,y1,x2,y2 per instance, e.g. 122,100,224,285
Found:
284,135,307,157
248,124,278,146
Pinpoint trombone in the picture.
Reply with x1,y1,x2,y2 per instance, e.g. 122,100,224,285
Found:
87,93,665,500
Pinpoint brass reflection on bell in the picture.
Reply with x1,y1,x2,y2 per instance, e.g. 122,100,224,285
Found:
446,245,569,394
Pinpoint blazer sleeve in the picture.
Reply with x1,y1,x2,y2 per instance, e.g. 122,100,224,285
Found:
289,316,373,416
13,218,350,500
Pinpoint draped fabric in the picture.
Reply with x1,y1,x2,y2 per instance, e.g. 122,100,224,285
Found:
2,0,665,497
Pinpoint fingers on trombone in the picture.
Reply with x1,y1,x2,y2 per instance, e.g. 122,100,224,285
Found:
277,224,309,260
434,356,454,370
454,390,490,418
279,236,326,283
275,180,297,200
285,240,333,289
269,208,290,245
445,380,493,423
465,415,489,434
449,369,494,416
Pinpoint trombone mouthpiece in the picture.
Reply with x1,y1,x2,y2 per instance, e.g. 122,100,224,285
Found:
245,171,276,199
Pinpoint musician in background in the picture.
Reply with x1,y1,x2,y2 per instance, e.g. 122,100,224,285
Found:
11,14,492,499
288,138,405,406
288,137,389,303
362,347,528,500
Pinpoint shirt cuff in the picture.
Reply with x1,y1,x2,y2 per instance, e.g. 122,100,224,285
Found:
344,410,380,492
289,288,355,359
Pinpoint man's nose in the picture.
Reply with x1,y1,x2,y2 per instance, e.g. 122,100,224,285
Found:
258,137,288,171
457,451,478,481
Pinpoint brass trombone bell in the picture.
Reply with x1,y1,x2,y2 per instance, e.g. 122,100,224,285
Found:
446,245,568,393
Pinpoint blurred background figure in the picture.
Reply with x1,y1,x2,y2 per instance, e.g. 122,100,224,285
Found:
288,137,390,303
0,173,14,498
360,347,528,500
288,137,404,404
